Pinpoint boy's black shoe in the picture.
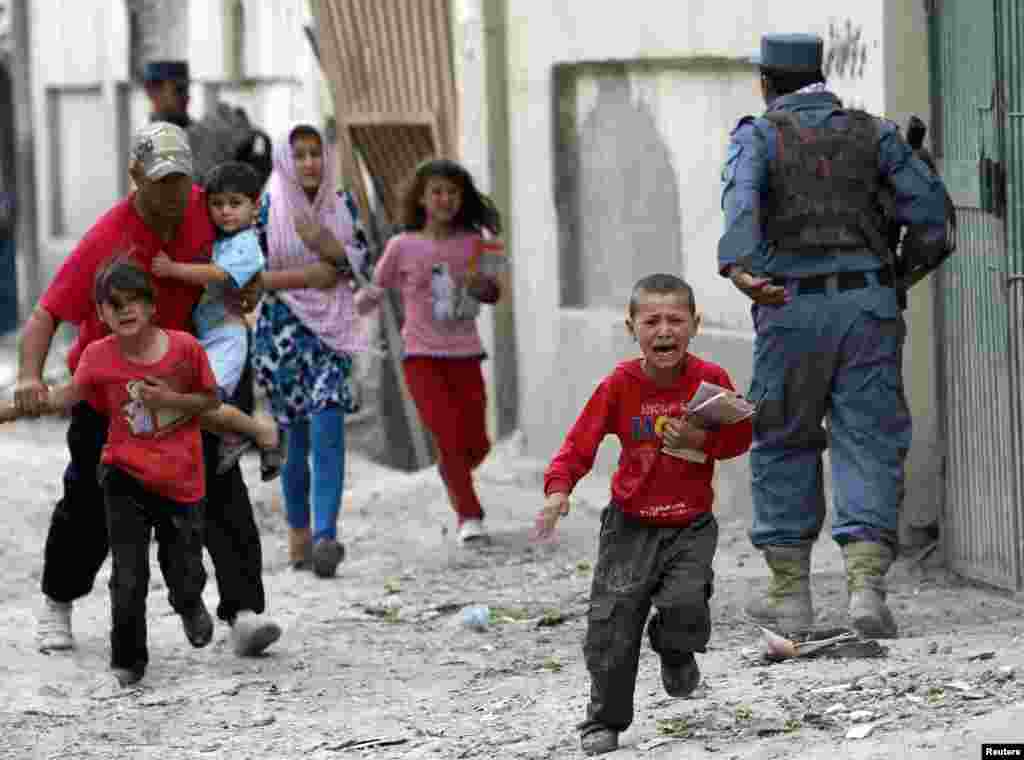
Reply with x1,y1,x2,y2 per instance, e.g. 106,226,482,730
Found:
579,724,619,756
181,601,214,648
111,665,145,687
661,652,701,698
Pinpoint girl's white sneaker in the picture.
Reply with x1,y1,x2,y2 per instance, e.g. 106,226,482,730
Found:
457,519,487,545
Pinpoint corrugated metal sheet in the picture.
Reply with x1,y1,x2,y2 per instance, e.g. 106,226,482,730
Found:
933,0,1021,590
316,0,456,222
348,118,437,221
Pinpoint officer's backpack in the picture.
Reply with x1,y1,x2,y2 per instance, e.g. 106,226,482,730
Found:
763,109,889,258
189,103,272,189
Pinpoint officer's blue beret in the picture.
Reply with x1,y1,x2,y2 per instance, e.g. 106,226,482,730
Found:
142,60,190,83
749,34,823,72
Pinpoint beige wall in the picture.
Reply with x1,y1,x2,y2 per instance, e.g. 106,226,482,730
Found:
883,0,942,540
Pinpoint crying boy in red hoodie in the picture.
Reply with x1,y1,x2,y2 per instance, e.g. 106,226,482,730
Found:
537,273,753,756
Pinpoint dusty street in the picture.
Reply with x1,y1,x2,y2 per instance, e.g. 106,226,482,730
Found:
1,412,1024,759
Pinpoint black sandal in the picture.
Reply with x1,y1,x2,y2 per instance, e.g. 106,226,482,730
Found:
217,438,255,474
260,427,287,482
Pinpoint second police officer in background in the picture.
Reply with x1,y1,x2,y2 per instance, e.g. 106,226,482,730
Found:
141,60,272,187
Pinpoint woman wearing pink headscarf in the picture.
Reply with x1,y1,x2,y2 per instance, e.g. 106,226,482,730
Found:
252,123,367,578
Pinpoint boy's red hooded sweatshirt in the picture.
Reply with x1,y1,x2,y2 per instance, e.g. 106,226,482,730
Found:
544,355,753,527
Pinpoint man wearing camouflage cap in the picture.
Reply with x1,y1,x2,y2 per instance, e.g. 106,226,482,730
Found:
719,34,953,640
14,122,300,658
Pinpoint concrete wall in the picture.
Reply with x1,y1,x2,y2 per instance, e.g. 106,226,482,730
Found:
461,1,941,525
451,0,519,441
25,0,324,306
883,0,942,542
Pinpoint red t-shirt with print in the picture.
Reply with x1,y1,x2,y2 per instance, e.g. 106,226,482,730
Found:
40,187,213,372
73,330,218,504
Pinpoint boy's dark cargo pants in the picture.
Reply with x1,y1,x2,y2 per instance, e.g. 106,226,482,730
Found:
581,505,718,733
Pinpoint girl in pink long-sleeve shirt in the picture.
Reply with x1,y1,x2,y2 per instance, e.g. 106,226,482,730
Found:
356,159,504,545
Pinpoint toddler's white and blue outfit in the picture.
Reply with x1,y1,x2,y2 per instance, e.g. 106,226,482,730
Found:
195,227,265,398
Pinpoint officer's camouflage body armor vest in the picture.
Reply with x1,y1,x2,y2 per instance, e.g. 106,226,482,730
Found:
764,109,887,258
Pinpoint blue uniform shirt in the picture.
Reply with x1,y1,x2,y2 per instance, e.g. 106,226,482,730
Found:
718,91,949,278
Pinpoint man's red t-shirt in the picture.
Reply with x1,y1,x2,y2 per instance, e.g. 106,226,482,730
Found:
73,330,218,504
40,187,214,372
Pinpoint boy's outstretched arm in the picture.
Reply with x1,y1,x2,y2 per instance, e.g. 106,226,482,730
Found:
536,376,616,538
152,253,231,288
535,491,571,539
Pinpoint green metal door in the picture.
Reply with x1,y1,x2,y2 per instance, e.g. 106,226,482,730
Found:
931,0,1020,590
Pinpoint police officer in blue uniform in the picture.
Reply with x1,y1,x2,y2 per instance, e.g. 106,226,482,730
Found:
719,33,951,638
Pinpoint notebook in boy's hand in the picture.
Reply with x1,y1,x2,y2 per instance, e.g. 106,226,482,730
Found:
660,381,756,463
686,381,756,426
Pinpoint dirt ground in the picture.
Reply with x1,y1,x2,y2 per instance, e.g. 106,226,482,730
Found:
1,412,1024,759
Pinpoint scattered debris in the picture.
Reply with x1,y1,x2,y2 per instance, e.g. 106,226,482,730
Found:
325,737,410,752
245,715,275,728
967,651,996,662
489,606,529,624
638,736,682,750
760,627,859,661
846,722,878,740
811,683,856,696
460,605,491,631
856,675,886,690
656,717,692,738
909,540,939,565
540,657,563,673
536,609,568,628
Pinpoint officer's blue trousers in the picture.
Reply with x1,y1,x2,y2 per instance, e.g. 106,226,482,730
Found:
747,274,910,549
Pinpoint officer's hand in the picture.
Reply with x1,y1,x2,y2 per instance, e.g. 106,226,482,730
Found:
14,376,49,417
728,266,787,306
